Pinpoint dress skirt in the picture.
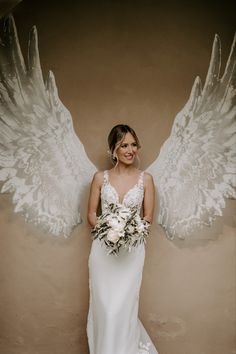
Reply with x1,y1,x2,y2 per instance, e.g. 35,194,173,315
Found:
87,238,158,354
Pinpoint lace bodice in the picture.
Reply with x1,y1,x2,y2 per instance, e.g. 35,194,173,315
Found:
101,170,144,214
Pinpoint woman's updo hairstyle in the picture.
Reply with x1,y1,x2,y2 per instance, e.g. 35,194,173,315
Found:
108,124,141,165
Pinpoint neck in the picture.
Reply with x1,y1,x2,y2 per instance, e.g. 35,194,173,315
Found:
113,162,136,175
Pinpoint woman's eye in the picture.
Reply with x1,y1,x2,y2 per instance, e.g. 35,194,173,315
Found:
121,143,137,148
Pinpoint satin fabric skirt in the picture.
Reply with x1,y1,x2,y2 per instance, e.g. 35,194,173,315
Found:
87,239,158,354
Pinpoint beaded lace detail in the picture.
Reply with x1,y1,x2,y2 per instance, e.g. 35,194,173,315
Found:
101,170,144,214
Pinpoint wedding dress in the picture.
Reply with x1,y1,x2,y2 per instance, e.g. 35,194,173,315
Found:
87,170,158,354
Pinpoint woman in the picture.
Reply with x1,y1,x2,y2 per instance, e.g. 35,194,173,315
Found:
86,124,158,354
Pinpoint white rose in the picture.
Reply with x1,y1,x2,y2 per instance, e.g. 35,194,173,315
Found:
108,218,125,232
107,229,120,243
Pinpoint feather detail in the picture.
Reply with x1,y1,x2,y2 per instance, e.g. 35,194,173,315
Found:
0,15,97,237
147,33,236,240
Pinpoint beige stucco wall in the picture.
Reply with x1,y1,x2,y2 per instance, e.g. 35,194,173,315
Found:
0,1,235,353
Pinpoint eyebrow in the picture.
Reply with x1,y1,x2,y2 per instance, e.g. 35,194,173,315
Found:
121,141,136,144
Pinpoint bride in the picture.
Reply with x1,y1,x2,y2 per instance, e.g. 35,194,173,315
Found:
86,124,158,354
0,15,234,354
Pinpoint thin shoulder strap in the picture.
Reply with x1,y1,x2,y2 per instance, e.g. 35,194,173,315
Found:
138,171,144,189
103,170,109,185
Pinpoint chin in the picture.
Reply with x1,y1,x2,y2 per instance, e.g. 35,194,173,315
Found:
123,160,134,165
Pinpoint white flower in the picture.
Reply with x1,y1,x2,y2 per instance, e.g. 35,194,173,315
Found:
127,225,135,233
107,229,120,243
108,218,125,232
118,230,125,238
106,214,113,223
134,214,142,223
137,222,145,233
91,203,149,255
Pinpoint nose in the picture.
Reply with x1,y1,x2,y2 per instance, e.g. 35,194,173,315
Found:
127,145,133,153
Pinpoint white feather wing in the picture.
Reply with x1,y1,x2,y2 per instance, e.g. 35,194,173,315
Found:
0,16,96,236
147,34,236,240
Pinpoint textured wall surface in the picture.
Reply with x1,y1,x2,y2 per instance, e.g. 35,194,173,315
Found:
0,1,235,353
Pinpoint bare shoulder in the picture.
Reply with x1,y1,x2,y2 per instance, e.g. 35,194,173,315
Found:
92,170,104,187
143,171,154,184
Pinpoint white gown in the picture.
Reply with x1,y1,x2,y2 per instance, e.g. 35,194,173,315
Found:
87,170,158,354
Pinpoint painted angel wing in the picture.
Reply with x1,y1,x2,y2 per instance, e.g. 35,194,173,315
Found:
147,34,236,240
0,16,97,237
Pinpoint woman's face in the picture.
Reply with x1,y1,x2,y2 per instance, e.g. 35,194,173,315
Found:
115,132,138,165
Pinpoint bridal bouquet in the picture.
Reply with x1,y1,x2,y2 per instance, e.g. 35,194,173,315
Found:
91,203,150,255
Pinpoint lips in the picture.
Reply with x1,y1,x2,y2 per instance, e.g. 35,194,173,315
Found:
125,155,134,160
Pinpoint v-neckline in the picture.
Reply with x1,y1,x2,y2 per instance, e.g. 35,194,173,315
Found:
106,170,142,204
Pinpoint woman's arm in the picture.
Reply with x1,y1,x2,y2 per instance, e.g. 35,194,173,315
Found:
143,172,155,224
87,171,103,227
